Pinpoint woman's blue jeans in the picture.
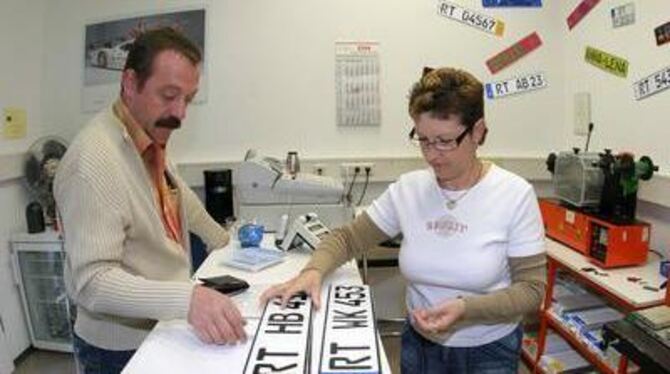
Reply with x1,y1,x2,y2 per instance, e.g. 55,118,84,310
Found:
401,322,522,374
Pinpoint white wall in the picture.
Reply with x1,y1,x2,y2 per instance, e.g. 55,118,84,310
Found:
0,328,13,374
0,182,31,359
0,0,48,155
0,0,47,360
38,0,669,249
40,0,565,162
0,185,32,361
560,1,670,169
558,0,670,255
1,3,668,363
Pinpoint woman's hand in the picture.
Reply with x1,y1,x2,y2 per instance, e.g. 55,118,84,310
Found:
412,298,466,336
259,269,324,309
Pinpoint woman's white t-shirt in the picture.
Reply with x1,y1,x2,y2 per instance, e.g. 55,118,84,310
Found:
366,164,545,347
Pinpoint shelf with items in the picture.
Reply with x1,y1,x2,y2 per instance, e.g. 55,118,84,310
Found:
521,332,540,370
531,239,663,373
524,329,599,373
545,239,665,311
545,312,627,374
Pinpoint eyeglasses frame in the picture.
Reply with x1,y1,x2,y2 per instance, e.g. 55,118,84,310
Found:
408,126,473,152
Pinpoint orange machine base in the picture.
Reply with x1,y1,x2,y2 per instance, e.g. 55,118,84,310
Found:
539,198,649,268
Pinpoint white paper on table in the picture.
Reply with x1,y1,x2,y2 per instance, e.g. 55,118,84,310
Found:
122,320,258,374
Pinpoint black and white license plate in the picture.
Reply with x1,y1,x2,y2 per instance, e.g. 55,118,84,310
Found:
610,3,635,28
485,72,547,99
437,1,505,37
633,65,670,100
244,293,313,374
319,285,380,374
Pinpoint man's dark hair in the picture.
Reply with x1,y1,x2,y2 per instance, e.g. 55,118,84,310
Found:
123,27,202,89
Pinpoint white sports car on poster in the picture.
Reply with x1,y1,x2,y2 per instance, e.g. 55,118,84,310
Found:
88,39,134,70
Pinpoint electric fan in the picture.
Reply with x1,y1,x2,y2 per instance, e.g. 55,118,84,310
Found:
24,136,68,229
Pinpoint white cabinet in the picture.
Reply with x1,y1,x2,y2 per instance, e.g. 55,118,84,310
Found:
11,231,73,352
0,321,14,374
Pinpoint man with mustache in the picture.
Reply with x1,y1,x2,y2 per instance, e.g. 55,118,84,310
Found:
54,28,246,373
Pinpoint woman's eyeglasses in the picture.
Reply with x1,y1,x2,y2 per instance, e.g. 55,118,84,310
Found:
408,127,472,152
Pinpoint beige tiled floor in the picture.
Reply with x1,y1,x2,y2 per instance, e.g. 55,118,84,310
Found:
14,349,74,374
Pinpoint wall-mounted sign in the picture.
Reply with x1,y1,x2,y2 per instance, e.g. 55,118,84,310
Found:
244,293,312,374
633,65,670,100
485,32,542,74
438,1,505,37
483,0,541,7
3,107,27,140
584,46,629,78
335,41,381,127
567,0,601,30
611,3,635,28
319,285,380,374
655,21,670,46
485,72,547,99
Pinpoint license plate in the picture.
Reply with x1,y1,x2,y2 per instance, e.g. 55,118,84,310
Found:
244,293,313,374
610,3,635,28
567,0,601,30
584,46,628,78
655,21,670,46
486,32,543,74
437,1,505,37
485,72,547,99
482,0,541,7
319,285,380,374
633,65,670,100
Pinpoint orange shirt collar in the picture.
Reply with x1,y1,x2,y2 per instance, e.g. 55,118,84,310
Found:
113,98,154,156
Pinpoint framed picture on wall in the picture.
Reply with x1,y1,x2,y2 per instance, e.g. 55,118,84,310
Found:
82,8,206,113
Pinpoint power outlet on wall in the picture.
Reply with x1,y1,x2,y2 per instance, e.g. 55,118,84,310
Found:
574,92,591,136
340,162,374,178
313,163,327,176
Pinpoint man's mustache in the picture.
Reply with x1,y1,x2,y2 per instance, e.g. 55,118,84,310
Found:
154,116,181,129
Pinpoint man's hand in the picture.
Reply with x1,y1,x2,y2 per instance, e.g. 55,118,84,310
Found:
259,269,323,310
188,285,247,344
412,298,466,336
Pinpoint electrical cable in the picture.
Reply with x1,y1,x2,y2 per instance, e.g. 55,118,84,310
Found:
356,167,371,206
650,249,665,259
345,168,360,205
584,122,594,152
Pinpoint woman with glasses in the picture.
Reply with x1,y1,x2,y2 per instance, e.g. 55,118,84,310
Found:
262,67,546,373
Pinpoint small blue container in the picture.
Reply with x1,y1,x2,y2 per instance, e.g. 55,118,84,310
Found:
238,223,264,248
660,260,670,278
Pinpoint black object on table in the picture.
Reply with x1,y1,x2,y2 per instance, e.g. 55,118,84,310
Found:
603,319,670,373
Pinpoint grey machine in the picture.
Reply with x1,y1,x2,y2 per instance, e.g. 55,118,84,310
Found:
236,150,352,233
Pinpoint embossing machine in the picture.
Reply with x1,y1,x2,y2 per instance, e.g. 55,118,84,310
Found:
541,147,658,268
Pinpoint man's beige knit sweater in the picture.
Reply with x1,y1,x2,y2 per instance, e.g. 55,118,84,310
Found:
54,105,229,350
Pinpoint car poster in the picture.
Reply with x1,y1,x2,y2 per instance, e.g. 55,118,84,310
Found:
82,8,206,113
